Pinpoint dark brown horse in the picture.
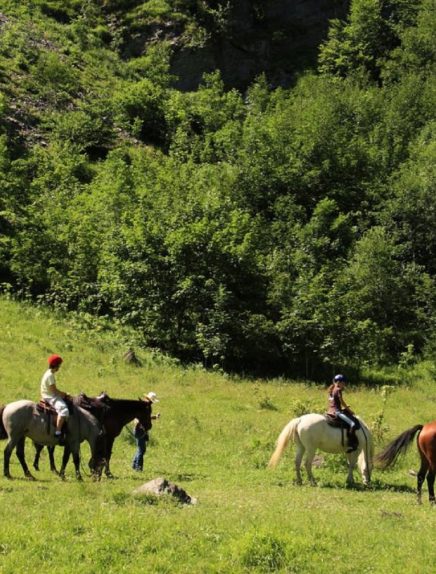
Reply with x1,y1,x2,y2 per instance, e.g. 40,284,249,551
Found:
375,421,436,505
33,393,153,478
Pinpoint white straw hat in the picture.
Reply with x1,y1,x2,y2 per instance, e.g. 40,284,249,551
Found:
144,391,159,403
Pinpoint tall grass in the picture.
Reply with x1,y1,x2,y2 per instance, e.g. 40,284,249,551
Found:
0,298,434,574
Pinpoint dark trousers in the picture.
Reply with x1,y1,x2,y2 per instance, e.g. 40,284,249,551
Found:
132,434,148,471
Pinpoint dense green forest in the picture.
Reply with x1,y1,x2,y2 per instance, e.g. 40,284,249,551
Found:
0,0,435,378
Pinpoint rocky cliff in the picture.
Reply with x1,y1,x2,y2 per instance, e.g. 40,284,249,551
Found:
168,0,351,90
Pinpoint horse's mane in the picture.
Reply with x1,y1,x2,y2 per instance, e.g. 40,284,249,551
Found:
97,395,150,409
78,392,149,409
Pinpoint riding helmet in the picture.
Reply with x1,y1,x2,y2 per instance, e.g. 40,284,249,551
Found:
334,374,346,382
48,354,63,368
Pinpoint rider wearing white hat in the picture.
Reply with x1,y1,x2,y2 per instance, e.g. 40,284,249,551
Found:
132,391,160,471
144,391,159,403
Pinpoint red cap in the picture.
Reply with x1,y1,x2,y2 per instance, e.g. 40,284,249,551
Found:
48,354,63,368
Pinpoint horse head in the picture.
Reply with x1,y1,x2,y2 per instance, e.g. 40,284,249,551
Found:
97,391,110,403
137,400,153,431
88,428,107,480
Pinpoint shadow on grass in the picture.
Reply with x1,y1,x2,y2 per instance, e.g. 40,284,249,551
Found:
273,478,416,493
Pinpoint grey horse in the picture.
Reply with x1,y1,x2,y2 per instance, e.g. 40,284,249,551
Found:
0,400,106,480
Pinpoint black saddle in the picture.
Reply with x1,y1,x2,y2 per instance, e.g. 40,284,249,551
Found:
325,413,361,431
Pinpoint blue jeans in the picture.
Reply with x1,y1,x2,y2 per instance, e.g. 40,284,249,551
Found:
336,410,355,429
132,433,148,471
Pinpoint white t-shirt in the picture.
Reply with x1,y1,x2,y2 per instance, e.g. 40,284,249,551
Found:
40,369,57,400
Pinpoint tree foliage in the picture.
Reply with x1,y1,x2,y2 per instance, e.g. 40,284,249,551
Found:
0,0,434,377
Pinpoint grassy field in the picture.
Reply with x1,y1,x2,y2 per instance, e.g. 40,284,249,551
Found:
0,298,435,573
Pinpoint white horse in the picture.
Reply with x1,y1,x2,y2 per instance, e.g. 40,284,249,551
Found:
268,413,373,486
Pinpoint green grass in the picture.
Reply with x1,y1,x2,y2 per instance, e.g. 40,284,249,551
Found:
0,297,435,573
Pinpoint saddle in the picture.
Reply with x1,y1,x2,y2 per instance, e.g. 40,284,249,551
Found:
35,398,72,438
36,397,74,416
325,412,360,451
75,392,110,423
325,413,360,431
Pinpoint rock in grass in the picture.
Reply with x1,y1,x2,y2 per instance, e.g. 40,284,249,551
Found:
133,477,197,505
123,348,142,366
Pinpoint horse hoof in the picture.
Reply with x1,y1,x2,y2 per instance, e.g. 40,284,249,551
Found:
26,474,36,481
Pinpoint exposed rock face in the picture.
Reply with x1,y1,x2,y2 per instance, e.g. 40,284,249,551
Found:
170,0,351,90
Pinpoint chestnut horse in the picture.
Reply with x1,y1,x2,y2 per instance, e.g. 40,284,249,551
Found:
375,421,436,505
33,393,153,478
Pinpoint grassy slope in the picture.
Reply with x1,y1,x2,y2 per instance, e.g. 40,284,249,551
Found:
0,298,435,573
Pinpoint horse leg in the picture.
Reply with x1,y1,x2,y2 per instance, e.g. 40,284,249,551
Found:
15,437,35,480
71,449,82,481
346,452,358,487
104,437,115,478
303,447,317,486
33,443,43,471
4,438,19,478
48,446,58,474
416,458,428,505
361,454,371,487
426,470,435,505
58,445,71,480
294,443,305,485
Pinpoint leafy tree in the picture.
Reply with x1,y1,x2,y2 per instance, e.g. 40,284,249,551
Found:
319,0,424,83
329,227,433,364
381,123,436,274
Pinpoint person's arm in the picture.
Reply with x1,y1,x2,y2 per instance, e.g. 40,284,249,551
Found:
340,394,353,413
48,381,66,398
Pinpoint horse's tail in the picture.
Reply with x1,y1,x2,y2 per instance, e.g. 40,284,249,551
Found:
0,405,7,439
268,417,300,469
375,424,423,470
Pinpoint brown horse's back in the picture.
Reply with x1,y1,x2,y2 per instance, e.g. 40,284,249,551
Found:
418,421,436,472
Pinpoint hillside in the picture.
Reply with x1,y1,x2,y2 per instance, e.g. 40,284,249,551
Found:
0,0,435,378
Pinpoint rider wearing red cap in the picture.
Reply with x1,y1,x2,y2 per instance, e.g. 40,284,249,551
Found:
40,354,69,440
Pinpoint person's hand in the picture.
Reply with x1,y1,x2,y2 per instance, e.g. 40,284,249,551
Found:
155,413,161,419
